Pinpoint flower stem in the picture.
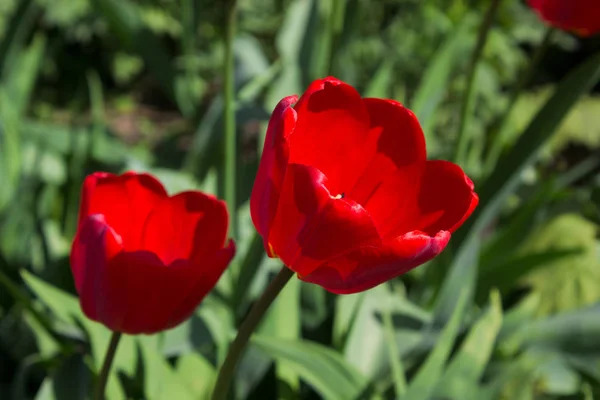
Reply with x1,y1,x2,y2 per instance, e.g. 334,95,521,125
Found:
224,0,238,238
94,331,122,400
453,0,503,165
211,267,294,400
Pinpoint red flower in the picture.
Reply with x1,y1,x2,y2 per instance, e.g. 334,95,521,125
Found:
70,172,235,334
250,77,478,294
528,0,600,36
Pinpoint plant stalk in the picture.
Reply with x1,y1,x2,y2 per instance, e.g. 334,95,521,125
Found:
94,331,122,400
211,267,294,400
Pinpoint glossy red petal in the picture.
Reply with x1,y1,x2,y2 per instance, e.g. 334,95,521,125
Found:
70,214,126,329
250,95,298,254
415,160,478,236
289,77,371,195
78,172,168,250
269,164,380,277
362,98,426,167
165,240,236,330
140,191,229,265
301,231,450,294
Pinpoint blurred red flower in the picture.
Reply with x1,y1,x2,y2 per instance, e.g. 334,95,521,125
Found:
250,77,478,294
528,0,600,36
70,172,235,334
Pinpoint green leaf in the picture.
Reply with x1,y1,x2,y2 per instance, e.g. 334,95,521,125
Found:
89,0,181,112
259,277,301,391
265,0,315,111
521,214,600,315
411,14,475,135
453,50,600,262
176,353,216,400
138,335,195,400
401,289,469,400
20,271,136,399
502,304,600,356
0,0,38,80
364,59,395,99
433,290,503,399
252,335,368,400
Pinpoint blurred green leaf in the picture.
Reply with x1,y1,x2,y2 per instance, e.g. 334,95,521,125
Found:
139,335,194,400
433,290,503,399
521,214,600,316
401,289,468,400
454,50,600,262
411,14,475,135
252,335,368,400
89,0,182,112
176,352,216,400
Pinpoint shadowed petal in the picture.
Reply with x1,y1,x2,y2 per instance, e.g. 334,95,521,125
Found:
301,231,450,294
269,164,380,277
250,95,298,255
415,160,479,236
140,191,228,265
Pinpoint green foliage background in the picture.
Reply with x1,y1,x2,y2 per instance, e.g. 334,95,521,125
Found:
1,0,600,399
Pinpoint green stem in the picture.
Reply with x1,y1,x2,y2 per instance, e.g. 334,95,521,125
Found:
224,0,238,238
453,0,503,164
211,267,294,400
94,331,122,400
483,27,554,174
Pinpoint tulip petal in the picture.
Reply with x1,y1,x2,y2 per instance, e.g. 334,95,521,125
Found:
111,253,200,334
415,160,479,235
70,214,126,329
78,172,168,251
165,240,236,330
269,164,380,277
528,0,600,36
289,77,371,195
250,95,298,254
140,191,229,265
301,230,450,294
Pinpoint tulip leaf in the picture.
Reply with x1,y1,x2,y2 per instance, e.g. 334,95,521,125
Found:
520,214,600,316
432,290,503,399
453,50,600,274
176,353,216,400
252,335,368,400
258,274,301,391
32,354,91,400
138,335,195,400
401,288,468,400
502,304,600,356
88,0,181,112
411,13,476,135
20,271,137,398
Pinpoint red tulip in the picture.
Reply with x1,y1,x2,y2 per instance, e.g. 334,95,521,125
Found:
528,0,600,36
250,77,478,294
70,172,235,334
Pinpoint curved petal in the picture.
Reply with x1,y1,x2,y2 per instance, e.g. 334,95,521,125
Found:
140,191,229,265
165,240,236,330
110,253,200,334
289,77,371,195
301,230,450,294
250,95,298,255
415,160,478,236
363,98,426,168
269,164,380,277
70,214,126,328
78,172,168,251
